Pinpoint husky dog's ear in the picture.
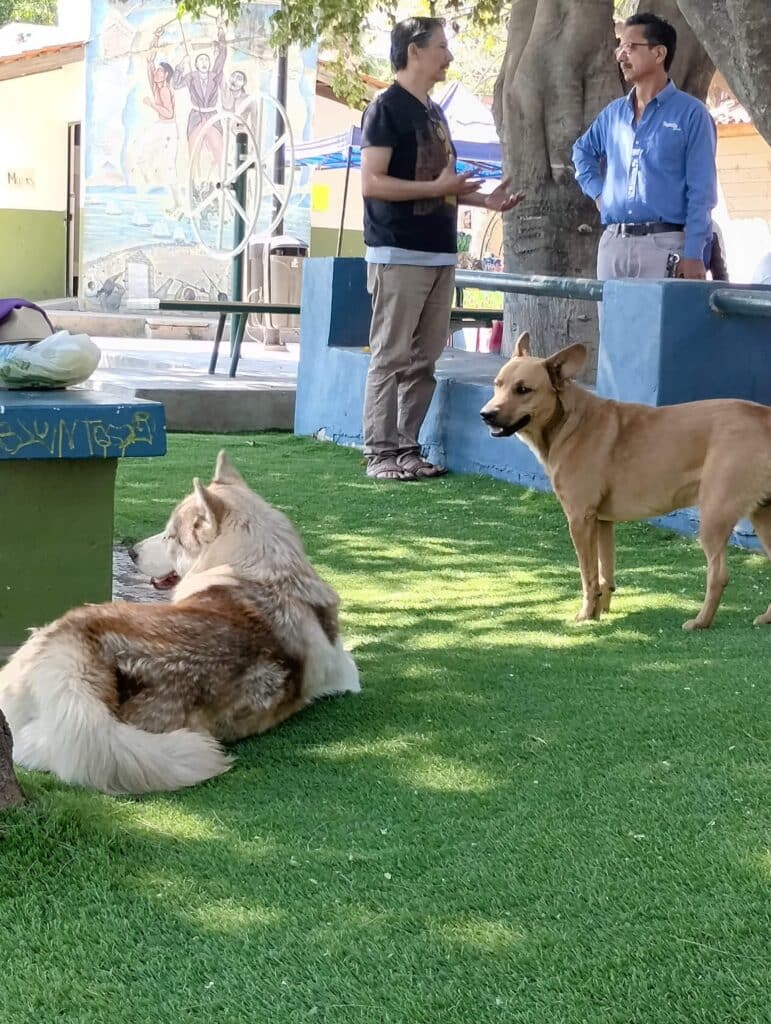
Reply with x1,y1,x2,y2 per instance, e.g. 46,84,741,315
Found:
212,449,247,487
513,331,531,357
544,343,587,389
193,478,224,538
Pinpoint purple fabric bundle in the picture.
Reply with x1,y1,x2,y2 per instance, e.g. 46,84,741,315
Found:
0,298,53,331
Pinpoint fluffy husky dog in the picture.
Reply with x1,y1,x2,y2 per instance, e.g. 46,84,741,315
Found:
0,451,360,794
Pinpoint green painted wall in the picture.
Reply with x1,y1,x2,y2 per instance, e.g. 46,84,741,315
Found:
0,209,66,300
310,227,365,258
0,459,116,647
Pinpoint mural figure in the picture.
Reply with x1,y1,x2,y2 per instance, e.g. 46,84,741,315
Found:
82,1,316,314
172,25,227,172
221,68,248,112
96,272,126,312
140,27,180,212
221,67,260,144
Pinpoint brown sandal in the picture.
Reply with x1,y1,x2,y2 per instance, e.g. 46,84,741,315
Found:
366,456,417,481
395,452,448,479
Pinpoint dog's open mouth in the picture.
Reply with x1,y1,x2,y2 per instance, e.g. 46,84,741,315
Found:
489,414,531,438
150,571,180,591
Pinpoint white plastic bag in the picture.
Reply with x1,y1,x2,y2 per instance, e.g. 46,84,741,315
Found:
0,331,101,389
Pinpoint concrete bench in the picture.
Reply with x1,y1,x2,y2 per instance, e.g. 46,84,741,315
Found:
159,299,303,378
158,295,503,379
144,317,212,342
0,389,166,653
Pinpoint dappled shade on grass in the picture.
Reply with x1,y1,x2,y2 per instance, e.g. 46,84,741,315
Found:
1,434,768,1024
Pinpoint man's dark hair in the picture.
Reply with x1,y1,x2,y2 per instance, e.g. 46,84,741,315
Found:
159,61,173,83
390,16,445,72
625,12,677,71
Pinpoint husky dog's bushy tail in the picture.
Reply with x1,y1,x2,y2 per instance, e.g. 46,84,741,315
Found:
0,635,230,795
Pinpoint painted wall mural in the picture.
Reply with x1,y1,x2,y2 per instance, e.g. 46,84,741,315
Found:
82,0,316,312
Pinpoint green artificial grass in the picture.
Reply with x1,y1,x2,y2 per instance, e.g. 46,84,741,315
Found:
1,433,769,1024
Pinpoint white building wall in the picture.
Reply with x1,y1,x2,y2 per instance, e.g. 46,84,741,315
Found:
0,61,84,212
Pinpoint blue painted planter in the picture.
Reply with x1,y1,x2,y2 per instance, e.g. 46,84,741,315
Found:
0,390,166,649
294,259,769,553
0,389,166,461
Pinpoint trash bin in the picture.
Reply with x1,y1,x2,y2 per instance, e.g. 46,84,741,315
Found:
246,234,308,329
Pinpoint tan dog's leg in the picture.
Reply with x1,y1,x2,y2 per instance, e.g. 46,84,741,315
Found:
598,520,616,613
568,513,602,620
749,506,771,626
683,504,735,631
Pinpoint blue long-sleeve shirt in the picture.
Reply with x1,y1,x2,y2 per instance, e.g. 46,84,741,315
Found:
572,81,717,260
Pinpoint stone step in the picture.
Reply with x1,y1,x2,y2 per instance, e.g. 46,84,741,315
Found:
45,308,221,340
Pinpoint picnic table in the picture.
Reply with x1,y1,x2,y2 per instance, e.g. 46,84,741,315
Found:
158,298,503,378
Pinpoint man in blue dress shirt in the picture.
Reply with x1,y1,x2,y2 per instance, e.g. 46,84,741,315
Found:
572,12,717,281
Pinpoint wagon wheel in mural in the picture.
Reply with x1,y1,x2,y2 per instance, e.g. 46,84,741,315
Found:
248,92,296,236
187,112,263,260
186,96,296,261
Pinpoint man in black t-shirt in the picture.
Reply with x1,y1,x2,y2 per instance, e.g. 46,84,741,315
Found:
360,16,524,481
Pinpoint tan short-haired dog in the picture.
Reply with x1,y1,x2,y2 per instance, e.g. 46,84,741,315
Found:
480,332,771,630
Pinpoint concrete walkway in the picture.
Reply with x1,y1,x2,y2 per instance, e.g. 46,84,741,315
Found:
112,546,171,604
83,335,299,431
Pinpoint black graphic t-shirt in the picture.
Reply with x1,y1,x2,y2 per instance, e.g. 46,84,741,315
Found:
360,83,458,253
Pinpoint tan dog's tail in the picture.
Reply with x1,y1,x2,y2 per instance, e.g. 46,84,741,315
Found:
2,637,231,794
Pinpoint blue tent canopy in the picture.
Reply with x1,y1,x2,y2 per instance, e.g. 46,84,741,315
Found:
295,82,504,180
295,126,363,171
295,83,505,253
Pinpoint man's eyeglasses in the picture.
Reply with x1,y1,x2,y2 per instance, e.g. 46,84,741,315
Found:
615,40,657,55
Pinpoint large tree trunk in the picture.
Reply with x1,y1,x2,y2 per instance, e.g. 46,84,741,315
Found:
648,0,715,97
0,710,25,810
676,0,771,145
493,0,619,376
494,0,717,374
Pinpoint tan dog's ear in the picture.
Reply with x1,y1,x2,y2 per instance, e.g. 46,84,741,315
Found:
212,449,247,487
544,343,587,388
193,478,224,538
513,331,531,357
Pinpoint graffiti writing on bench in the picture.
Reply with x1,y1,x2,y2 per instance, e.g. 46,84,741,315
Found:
0,411,156,458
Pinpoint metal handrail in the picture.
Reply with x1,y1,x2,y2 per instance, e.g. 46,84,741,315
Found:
709,288,771,319
159,279,770,323
159,299,301,316
455,271,771,321
455,270,604,302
